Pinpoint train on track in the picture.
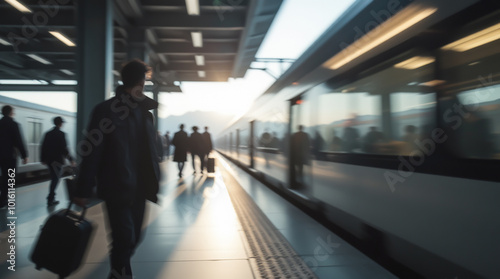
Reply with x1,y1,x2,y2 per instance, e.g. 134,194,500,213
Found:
216,0,500,277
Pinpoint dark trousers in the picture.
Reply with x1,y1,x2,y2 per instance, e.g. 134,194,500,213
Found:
0,160,15,205
191,153,204,172
47,163,62,202
104,195,146,279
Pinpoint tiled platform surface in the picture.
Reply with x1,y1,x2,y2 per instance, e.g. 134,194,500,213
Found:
0,153,396,278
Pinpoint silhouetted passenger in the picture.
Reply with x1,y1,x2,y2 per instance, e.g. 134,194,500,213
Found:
291,125,310,188
172,124,189,177
0,105,28,208
164,131,171,159
259,130,273,166
363,126,385,153
189,126,205,174
271,132,280,149
156,131,164,162
202,126,213,170
73,59,160,279
329,129,342,151
313,131,326,159
41,116,76,207
342,118,360,152
402,125,419,154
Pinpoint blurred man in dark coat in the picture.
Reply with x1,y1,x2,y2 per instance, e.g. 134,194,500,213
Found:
202,126,213,171
0,105,28,208
172,124,188,177
189,126,205,174
291,125,310,187
41,116,76,206
73,60,160,279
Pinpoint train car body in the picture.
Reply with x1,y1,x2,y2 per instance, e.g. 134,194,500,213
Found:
217,0,500,277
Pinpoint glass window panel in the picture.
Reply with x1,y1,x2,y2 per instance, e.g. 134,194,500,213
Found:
312,50,437,156
440,19,500,159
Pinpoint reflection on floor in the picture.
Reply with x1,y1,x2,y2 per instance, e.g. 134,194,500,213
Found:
0,154,396,279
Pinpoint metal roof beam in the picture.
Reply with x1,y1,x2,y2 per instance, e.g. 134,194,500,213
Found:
154,42,238,54
159,62,233,71
0,8,75,29
138,13,245,29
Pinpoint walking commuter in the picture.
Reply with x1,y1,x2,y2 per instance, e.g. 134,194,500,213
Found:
172,124,188,177
73,60,161,279
156,131,165,162
291,125,310,188
41,116,76,206
164,131,171,159
189,126,204,174
202,126,213,170
0,105,28,208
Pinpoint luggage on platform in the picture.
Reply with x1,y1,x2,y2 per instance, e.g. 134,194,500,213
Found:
207,157,215,173
31,202,94,278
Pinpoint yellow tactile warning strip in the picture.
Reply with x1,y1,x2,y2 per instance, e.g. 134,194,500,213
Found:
220,166,318,279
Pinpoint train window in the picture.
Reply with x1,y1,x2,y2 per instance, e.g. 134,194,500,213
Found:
440,18,500,159
27,118,43,144
311,51,437,156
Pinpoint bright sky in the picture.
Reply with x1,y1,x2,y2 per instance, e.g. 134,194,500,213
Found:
0,0,356,119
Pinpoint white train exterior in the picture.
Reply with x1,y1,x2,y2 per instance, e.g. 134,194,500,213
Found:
217,0,500,277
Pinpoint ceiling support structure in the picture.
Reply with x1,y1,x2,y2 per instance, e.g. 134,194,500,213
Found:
76,0,114,156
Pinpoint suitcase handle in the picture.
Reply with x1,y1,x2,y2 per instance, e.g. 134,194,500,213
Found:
65,201,88,221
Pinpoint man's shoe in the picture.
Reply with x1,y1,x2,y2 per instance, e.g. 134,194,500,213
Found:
0,201,7,209
47,200,60,207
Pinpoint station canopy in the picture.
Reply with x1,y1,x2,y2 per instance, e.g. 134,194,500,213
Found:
0,0,283,92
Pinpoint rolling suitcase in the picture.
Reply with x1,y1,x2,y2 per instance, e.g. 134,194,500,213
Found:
207,157,215,173
31,202,94,278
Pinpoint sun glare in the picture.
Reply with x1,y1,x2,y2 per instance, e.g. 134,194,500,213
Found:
159,70,275,119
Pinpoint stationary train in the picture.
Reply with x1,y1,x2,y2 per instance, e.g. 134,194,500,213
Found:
216,0,500,277
0,95,76,185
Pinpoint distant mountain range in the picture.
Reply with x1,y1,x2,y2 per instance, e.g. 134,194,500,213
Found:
158,110,235,138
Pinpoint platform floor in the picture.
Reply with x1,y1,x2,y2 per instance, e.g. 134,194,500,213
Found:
0,154,396,279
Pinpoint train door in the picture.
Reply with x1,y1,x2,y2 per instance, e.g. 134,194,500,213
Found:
289,95,313,192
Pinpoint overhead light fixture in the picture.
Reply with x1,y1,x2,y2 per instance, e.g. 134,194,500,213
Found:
191,32,203,47
26,54,52,65
49,31,76,47
394,56,435,69
419,80,446,87
60,69,74,75
0,79,47,85
324,4,437,70
185,0,200,16
52,80,77,85
0,38,11,46
442,23,500,52
198,71,206,78
195,55,205,66
113,70,121,76
5,0,32,13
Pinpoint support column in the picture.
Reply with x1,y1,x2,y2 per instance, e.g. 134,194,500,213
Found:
76,0,113,158
381,93,393,140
